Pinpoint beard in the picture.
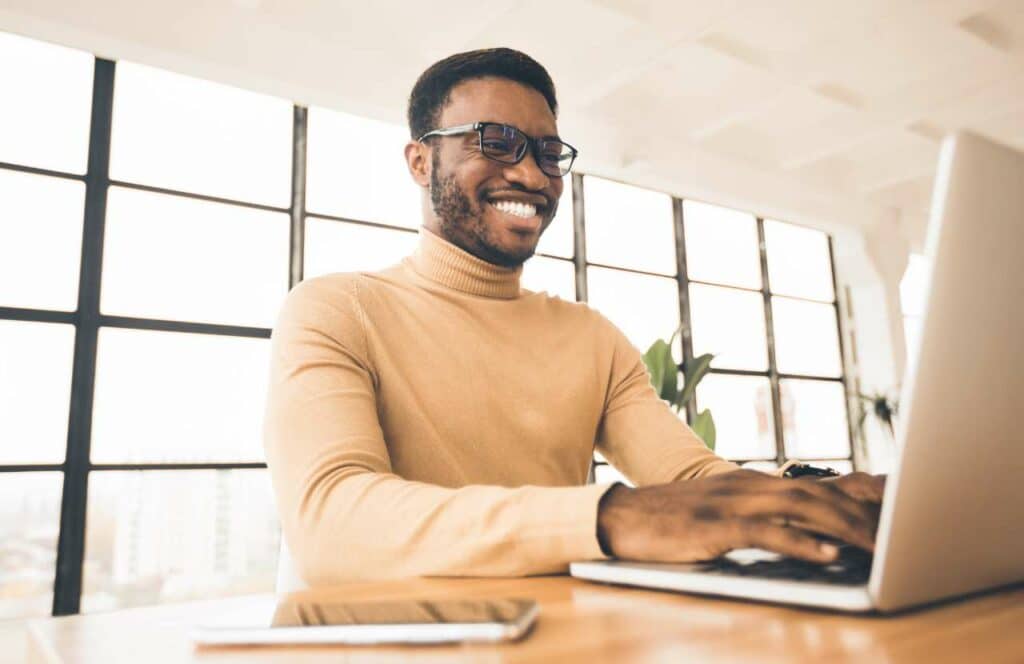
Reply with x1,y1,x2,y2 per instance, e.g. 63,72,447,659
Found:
429,151,552,268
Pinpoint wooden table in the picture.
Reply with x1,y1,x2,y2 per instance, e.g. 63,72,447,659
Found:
26,576,1024,663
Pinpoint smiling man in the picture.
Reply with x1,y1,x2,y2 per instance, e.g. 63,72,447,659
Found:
263,48,883,586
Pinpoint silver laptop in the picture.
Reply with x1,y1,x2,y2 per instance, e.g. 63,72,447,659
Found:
571,131,1024,613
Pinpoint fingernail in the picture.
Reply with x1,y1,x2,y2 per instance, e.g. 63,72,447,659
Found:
820,543,839,558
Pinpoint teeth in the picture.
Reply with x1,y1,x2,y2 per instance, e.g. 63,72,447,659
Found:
491,200,537,219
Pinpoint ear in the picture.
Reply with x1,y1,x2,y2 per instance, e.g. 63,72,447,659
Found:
405,141,431,188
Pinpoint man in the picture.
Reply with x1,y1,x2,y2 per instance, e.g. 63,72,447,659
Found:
263,48,883,586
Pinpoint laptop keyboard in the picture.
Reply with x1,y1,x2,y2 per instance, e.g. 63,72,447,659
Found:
695,545,872,586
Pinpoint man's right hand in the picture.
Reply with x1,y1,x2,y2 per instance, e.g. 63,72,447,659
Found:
596,470,883,564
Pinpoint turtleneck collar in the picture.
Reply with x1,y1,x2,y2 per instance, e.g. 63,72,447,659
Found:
409,227,523,300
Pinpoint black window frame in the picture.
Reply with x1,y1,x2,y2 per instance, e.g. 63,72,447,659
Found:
0,54,853,618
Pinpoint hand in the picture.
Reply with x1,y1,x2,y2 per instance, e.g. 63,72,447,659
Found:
819,471,886,504
596,470,884,564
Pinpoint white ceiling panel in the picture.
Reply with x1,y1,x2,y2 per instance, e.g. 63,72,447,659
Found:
1,0,1022,230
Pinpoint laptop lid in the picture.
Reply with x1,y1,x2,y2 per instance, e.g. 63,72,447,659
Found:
869,132,1024,612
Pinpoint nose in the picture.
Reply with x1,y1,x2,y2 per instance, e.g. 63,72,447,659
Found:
502,146,551,192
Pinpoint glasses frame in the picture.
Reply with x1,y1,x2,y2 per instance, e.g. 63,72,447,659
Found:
418,121,578,177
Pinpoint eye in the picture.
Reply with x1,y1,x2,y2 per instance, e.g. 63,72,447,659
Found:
482,139,515,155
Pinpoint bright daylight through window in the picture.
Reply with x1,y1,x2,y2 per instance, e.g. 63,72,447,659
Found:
1,31,852,620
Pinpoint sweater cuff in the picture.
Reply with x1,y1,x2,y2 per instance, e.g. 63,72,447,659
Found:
555,482,617,563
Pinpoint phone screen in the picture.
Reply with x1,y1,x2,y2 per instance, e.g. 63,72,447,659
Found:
270,598,536,627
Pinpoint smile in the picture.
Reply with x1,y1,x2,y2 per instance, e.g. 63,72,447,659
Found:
489,199,538,219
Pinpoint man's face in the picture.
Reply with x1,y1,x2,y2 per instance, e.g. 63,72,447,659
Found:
422,77,565,267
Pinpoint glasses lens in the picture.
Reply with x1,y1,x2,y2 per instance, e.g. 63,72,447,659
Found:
537,139,576,177
480,124,526,162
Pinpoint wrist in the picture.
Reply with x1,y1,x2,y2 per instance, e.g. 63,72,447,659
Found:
596,482,630,557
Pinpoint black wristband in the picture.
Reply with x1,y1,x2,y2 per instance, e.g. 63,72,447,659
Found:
783,462,841,479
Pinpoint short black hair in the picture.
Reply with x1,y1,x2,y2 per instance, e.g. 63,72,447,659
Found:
407,48,558,140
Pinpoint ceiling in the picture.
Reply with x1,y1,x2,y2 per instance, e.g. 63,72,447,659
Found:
2,0,1022,243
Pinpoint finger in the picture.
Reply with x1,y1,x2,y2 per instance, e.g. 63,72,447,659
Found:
729,486,877,551
735,519,841,564
707,472,880,549
783,477,882,533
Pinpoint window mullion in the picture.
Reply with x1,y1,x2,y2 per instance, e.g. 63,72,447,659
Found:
52,57,115,617
756,217,789,466
289,105,308,289
672,198,697,425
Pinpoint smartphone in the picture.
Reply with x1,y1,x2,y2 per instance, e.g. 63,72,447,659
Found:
191,596,539,646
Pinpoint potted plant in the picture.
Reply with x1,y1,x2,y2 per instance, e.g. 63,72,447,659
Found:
642,326,716,450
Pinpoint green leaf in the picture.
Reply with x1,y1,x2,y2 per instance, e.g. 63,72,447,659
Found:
641,339,678,404
691,409,716,451
676,353,714,409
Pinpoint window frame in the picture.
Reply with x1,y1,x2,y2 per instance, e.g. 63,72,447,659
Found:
580,176,855,476
0,54,854,618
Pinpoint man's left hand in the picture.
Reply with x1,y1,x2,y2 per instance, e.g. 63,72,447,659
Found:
818,472,886,504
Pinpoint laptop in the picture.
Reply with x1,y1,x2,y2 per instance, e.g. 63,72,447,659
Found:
570,131,1024,613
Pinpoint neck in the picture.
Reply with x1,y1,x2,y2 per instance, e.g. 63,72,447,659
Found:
410,227,524,300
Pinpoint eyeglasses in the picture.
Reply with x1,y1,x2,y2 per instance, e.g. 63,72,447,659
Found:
418,121,578,177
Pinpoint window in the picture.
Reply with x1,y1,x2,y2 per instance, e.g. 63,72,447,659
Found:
0,38,296,619
0,473,63,619
0,321,75,464
689,283,768,371
583,175,852,479
1,31,854,621
583,176,675,275
109,62,293,206
0,32,93,174
522,256,576,301
0,170,85,312
304,219,418,279
683,200,761,289
101,187,290,328
305,107,420,228
81,470,279,612
90,329,271,464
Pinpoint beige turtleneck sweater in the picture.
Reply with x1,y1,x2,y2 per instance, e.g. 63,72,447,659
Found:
263,227,738,585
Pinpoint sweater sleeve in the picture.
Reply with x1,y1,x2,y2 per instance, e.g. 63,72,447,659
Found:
262,277,610,586
594,318,741,485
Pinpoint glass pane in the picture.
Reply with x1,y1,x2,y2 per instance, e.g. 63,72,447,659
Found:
779,379,851,459
0,472,63,619
82,469,280,613
0,320,74,464
695,374,776,460
90,329,270,463
683,200,761,289
741,460,779,472
586,267,680,354
594,462,633,487
584,176,675,275
772,297,842,377
306,107,419,228
303,219,418,279
535,183,574,259
110,62,293,206
0,170,85,311
689,283,768,371
522,256,575,301
101,187,290,328
764,220,835,302
0,32,93,174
